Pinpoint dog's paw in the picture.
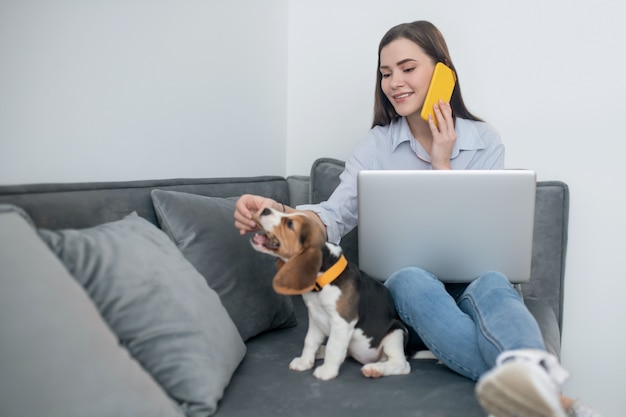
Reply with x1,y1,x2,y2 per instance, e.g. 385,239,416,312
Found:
361,363,384,378
289,357,314,371
361,360,411,378
312,364,339,380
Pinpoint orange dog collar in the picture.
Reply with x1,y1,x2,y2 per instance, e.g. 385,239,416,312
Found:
313,254,348,291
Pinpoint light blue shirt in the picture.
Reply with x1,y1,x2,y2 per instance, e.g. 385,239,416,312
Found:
297,117,505,244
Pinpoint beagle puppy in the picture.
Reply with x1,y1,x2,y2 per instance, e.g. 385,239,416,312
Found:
250,207,410,381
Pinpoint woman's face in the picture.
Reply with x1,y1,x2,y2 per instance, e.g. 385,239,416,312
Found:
379,38,436,118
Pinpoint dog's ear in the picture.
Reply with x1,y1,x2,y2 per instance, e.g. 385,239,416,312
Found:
272,247,322,295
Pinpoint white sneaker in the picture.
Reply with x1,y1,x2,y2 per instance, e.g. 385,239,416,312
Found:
475,349,570,417
567,400,603,417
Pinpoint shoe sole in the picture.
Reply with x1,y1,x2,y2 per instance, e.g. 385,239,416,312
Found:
475,362,567,417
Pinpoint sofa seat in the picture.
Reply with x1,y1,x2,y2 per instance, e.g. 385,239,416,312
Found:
215,295,485,416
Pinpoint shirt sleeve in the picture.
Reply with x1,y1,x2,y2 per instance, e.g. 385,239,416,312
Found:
296,160,359,245
296,134,377,244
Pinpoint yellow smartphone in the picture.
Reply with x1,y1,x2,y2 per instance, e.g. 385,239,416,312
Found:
420,62,457,127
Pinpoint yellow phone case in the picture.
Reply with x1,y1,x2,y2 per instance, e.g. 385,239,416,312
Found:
420,62,457,127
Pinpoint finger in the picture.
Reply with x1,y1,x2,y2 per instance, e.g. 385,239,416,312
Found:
233,208,251,230
234,208,260,230
438,100,454,131
234,219,258,235
234,195,260,229
234,195,250,215
434,101,453,132
426,113,437,133
233,210,250,227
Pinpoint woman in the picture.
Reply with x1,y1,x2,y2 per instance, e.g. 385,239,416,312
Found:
234,20,599,417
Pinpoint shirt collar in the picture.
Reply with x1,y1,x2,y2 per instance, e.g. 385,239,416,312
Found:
391,117,488,162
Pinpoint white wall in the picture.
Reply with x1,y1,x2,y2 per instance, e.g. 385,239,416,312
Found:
0,0,288,183
1,1,624,415
287,1,625,415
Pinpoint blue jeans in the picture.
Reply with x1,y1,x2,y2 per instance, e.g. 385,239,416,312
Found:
384,267,546,381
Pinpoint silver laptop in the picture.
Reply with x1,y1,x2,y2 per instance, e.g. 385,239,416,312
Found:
357,170,536,283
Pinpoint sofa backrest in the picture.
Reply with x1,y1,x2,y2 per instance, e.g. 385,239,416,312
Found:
0,176,290,230
308,157,569,333
0,158,569,335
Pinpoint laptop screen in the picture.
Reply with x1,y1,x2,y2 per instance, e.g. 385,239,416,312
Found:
357,170,536,283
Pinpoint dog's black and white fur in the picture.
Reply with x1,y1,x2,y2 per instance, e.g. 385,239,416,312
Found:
250,208,410,380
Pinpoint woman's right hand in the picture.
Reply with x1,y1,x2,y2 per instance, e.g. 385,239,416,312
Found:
234,194,279,235
428,100,457,170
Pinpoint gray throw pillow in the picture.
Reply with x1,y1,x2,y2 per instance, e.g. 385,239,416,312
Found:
151,190,297,341
0,208,184,417
38,212,246,417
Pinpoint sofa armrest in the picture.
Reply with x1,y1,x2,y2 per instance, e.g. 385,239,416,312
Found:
523,181,569,334
524,297,562,358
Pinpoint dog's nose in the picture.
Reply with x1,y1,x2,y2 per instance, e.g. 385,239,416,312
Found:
261,208,272,216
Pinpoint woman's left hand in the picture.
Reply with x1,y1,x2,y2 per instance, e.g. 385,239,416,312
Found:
428,100,457,170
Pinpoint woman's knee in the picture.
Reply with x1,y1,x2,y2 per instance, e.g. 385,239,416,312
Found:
465,270,521,300
384,266,440,298
469,271,511,290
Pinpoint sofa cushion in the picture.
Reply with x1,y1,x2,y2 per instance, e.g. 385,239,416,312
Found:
38,212,245,417
309,157,345,205
0,207,184,417
151,190,297,341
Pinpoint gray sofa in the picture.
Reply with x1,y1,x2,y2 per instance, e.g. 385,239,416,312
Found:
0,157,568,417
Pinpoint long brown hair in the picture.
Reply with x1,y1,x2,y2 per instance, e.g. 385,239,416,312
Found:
372,21,482,128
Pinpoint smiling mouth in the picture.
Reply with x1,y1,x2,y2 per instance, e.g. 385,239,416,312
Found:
393,92,413,100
